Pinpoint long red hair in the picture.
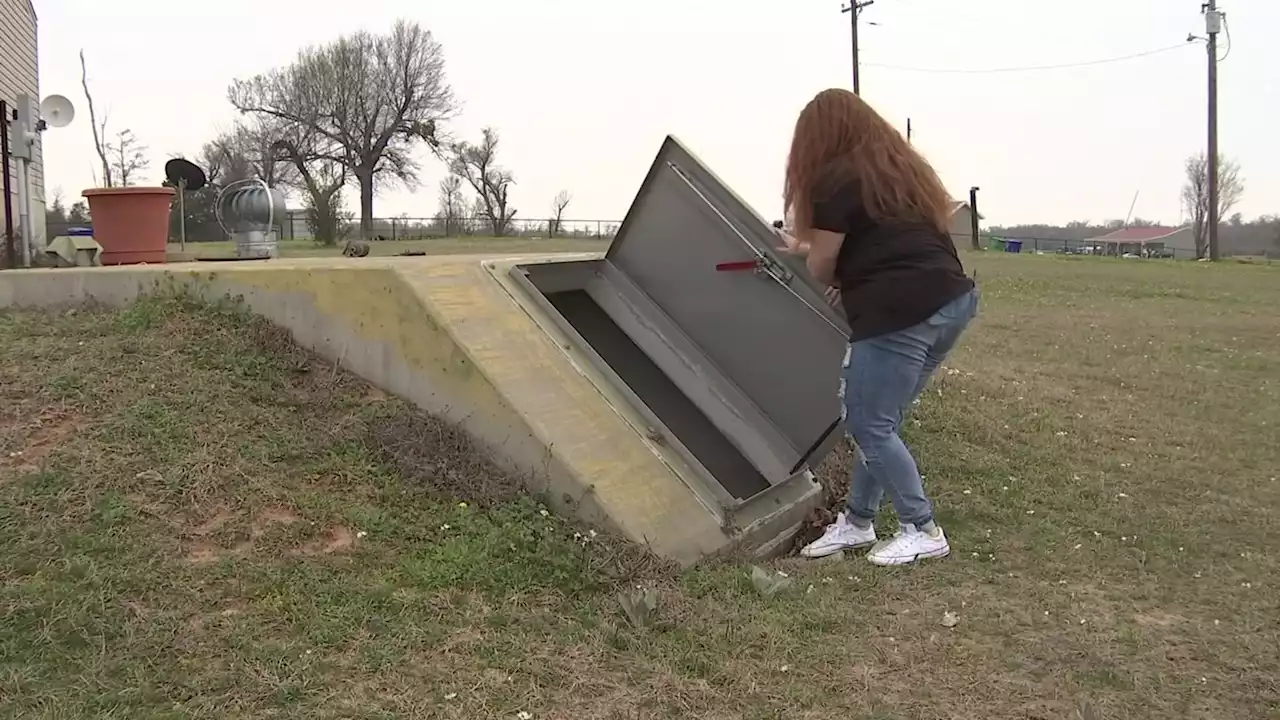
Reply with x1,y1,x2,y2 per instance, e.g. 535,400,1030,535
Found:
784,88,951,239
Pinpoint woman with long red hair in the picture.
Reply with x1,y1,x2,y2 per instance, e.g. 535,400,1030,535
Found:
779,88,979,566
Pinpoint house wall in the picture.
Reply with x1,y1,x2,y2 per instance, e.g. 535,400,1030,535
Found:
949,206,975,249
1160,228,1196,254
0,0,44,254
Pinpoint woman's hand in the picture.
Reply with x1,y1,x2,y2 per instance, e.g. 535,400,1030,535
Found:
775,228,810,257
824,286,841,307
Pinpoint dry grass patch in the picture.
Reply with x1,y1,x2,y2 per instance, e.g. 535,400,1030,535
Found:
1,253,1277,719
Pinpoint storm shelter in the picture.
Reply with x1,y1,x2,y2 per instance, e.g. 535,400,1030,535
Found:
508,136,852,522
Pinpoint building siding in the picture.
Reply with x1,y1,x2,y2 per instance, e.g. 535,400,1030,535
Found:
0,0,44,249
949,206,975,249
1161,228,1196,254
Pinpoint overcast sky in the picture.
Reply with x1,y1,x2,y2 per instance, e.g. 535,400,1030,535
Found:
33,0,1276,227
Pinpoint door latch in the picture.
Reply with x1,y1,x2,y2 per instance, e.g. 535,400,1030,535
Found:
714,251,794,286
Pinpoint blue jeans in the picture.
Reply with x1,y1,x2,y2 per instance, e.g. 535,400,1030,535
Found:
838,287,979,527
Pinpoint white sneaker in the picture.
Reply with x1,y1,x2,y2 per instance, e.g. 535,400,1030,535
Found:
800,512,878,558
866,524,950,566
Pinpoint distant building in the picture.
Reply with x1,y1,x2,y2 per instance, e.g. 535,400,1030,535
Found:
1085,226,1195,257
0,0,44,248
948,200,980,249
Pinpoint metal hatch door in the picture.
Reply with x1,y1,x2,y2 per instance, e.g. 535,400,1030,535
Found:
604,135,852,472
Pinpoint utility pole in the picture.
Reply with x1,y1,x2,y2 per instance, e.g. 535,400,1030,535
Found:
842,0,875,94
968,186,982,251
1,100,14,269
1204,1,1222,261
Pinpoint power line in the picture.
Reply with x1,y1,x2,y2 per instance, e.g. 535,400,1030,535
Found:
863,42,1194,74
1218,12,1232,62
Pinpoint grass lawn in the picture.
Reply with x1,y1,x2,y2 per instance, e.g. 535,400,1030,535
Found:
1,252,1277,719
167,236,609,260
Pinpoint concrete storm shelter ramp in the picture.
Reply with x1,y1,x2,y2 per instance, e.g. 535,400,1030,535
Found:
0,136,851,565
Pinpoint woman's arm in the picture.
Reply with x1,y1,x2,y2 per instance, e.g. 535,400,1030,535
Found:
805,229,844,286
804,171,855,287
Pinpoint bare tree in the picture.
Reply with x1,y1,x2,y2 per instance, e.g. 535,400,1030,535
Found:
228,20,457,237
1181,152,1244,259
271,130,347,246
203,118,298,188
468,196,488,236
106,129,149,186
448,128,517,237
194,119,345,244
550,189,572,237
68,201,89,223
437,174,465,237
198,137,249,187
79,50,112,187
45,188,68,240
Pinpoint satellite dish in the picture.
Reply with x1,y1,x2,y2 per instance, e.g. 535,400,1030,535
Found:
164,157,207,191
39,95,75,128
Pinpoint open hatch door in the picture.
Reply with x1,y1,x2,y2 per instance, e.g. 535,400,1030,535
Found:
509,136,850,515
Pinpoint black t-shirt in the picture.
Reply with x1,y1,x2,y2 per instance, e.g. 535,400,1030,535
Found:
812,179,974,342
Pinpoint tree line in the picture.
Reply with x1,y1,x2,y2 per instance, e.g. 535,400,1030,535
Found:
989,152,1277,258
63,20,575,246
59,34,1277,255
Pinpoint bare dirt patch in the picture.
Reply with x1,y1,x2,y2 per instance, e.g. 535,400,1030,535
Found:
293,525,356,556
190,507,237,536
0,407,85,474
184,542,223,565
182,506,309,561
250,507,302,536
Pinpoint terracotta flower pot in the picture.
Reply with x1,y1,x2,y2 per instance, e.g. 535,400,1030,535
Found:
82,186,176,265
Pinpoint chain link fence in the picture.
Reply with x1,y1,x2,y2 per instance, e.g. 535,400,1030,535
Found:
44,214,1270,261
44,215,620,245
979,235,1197,260
280,213,620,243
